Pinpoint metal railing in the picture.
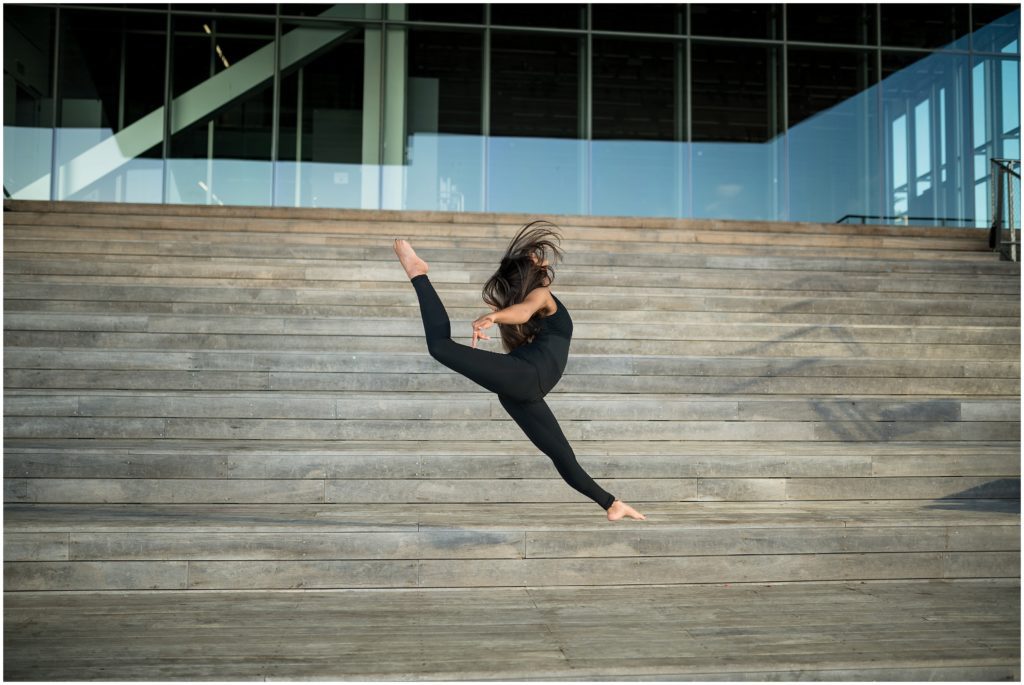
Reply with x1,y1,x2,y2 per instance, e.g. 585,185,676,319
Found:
837,214,976,227
988,158,1021,262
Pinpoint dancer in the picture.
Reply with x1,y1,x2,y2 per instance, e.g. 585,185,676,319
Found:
393,221,646,521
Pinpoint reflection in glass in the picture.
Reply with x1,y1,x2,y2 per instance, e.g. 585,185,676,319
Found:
54,10,167,202
275,24,371,209
881,4,970,50
592,4,680,34
691,42,783,220
592,38,683,218
690,4,781,40
168,15,275,206
881,51,972,225
406,3,485,25
787,4,876,45
969,54,1021,227
490,4,583,30
401,29,484,212
489,32,584,214
787,47,879,223
970,7,1020,54
4,5,55,200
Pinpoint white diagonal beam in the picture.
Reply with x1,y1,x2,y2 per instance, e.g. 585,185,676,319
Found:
22,5,358,200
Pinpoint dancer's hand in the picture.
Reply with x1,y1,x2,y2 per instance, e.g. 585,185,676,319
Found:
471,313,497,349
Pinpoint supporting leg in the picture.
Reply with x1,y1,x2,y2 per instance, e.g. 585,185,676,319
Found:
498,395,616,510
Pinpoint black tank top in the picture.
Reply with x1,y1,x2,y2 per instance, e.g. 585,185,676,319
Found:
508,293,573,395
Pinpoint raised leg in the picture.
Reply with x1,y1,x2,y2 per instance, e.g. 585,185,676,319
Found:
498,394,616,510
410,273,540,402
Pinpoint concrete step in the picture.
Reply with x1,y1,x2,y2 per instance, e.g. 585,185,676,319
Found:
3,500,1018,590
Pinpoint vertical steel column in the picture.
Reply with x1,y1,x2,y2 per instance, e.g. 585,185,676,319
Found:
684,5,693,219
49,6,61,201
294,66,304,207
779,3,787,221
482,4,491,212
875,4,885,222
271,12,281,206
378,10,387,209
674,6,685,219
161,10,172,204
583,3,592,216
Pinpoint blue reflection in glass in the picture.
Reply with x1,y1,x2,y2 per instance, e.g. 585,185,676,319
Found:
691,139,783,221
4,127,54,200
274,161,376,209
167,159,270,206
400,133,484,212
54,128,163,203
788,86,880,224
487,136,586,216
591,140,686,219
972,9,1020,54
882,51,971,225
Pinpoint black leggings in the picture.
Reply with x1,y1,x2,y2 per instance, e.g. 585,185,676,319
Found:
410,274,616,510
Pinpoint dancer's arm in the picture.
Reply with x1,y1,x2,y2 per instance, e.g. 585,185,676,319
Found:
470,287,551,347
487,287,551,325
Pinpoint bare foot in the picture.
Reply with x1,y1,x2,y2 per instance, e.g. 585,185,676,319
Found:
393,239,429,279
607,499,647,521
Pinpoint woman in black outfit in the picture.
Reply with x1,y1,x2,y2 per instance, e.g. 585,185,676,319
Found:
393,221,646,521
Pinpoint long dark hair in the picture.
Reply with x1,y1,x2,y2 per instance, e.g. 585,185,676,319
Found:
482,220,565,352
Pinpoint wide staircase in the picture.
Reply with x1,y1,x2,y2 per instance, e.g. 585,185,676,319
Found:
3,200,1020,679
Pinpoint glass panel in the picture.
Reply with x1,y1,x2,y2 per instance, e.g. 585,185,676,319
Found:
969,54,1021,228
787,47,879,223
691,42,783,220
181,4,277,15
880,4,970,50
690,4,782,40
275,23,376,209
592,37,683,218
488,32,584,214
168,15,274,206
592,4,681,35
399,28,484,212
4,5,55,200
971,7,1020,54
882,51,972,227
406,3,485,24
490,4,584,30
54,9,166,202
280,4,381,20
490,32,582,138
787,4,877,45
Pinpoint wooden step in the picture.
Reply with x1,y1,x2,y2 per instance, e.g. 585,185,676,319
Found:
6,233,1021,276
3,500,1018,590
3,579,1018,680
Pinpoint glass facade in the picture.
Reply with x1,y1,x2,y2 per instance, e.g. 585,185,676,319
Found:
3,3,1020,228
